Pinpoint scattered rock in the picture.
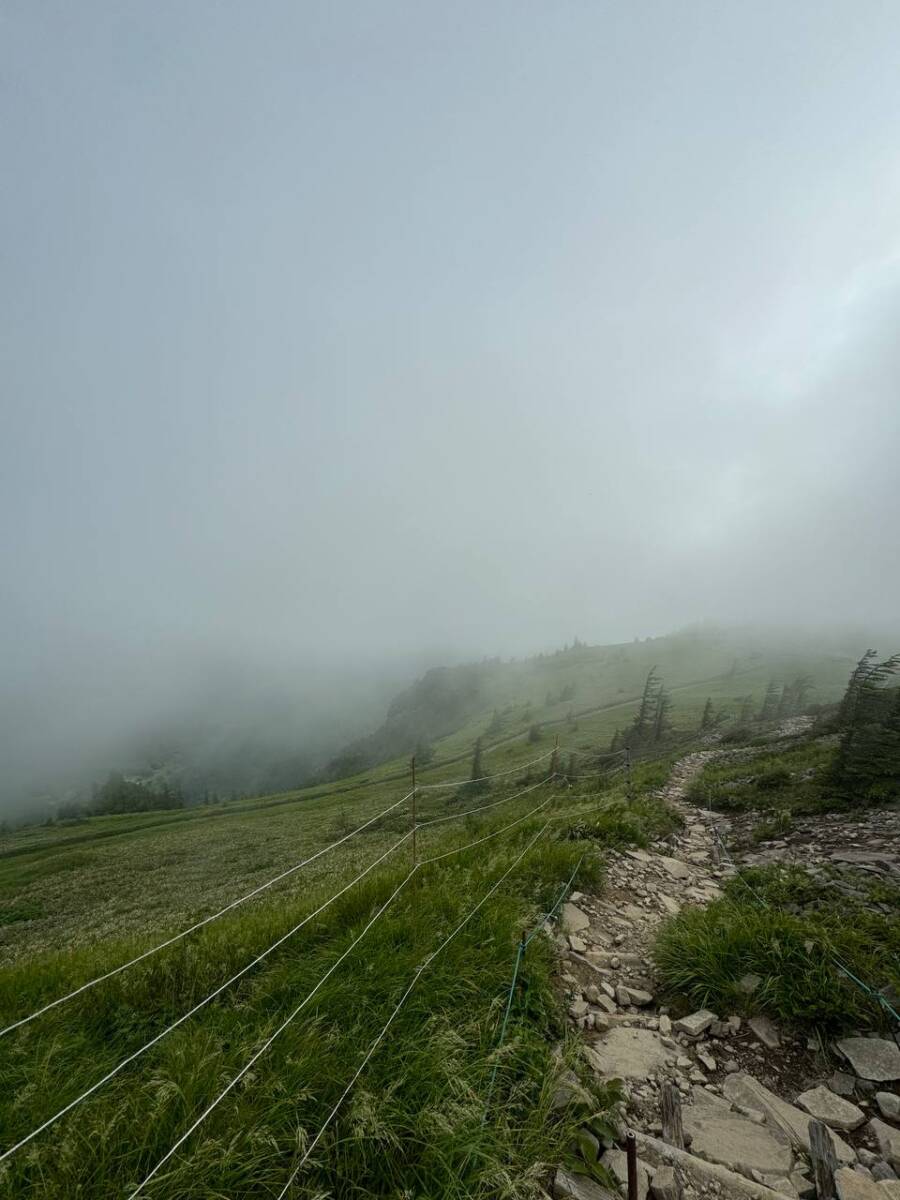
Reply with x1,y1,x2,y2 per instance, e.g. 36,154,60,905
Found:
602,1148,652,1200
870,1119,900,1171
649,1165,680,1200
659,1015,672,1036
562,904,591,934
797,1084,866,1131
553,1167,617,1200
623,986,654,1007
759,1174,797,1197
570,998,590,1020
673,1010,717,1037
748,1015,780,1049
790,1171,817,1198
830,1072,859,1097
657,856,691,880
877,1094,900,1123
691,1085,731,1110
835,1167,890,1200
737,973,762,995
837,1039,900,1084
569,935,588,953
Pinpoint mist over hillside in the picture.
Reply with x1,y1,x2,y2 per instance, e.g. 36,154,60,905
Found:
3,620,883,827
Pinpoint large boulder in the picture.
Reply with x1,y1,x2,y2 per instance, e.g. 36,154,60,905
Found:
681,1108,793,1178
584,1027,670,1080
722,1072,856,1164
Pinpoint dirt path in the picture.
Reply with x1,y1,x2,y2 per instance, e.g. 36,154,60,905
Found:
550,734,900,1200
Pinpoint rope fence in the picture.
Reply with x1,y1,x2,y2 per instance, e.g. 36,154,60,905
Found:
273,821,555,1199
0,736,630,1178
481,852,586,1123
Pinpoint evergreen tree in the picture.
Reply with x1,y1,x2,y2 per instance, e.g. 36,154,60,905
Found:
414,738,435,766
461,736,490,797
831,653,900,804
700,697,714,730
835,650,879,728
653,686,673,741
610,728,621,752
470,737,484,781
738,695,754,724
567,752,578,780
632,667,661,742
759,680,782,722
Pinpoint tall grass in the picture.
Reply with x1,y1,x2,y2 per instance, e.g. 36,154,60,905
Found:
654,866,900,1033
0,792,620,1199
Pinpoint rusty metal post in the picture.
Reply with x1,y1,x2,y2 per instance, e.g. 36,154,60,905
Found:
626,1131,638,1200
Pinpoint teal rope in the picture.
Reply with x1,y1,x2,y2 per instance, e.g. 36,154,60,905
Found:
831,956,900,1026
482,856,585,1123
525,854,585,948
481,937,525,1124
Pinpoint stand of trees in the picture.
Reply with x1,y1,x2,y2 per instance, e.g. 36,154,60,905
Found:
90,772,185,815
830,650,900,805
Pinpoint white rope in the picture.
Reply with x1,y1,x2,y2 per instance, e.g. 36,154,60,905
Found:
415,747,556,790
0,834,413,1167
415,776,551,828
275,819,552,1198
419,791,554,864
0,791,413,1040
127,863,420,1198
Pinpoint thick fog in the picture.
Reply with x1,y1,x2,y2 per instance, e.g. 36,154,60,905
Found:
2,2,899,813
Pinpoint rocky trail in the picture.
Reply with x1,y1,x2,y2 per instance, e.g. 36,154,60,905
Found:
549,740,900,1200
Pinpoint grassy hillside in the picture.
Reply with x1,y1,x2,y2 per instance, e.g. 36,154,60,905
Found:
325,627,855,778
0,628,862,1197
0,754,675,1199
0,629,854,964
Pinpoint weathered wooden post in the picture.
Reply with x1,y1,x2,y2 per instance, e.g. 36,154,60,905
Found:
809,1119,837,1200
660,1082,685,1150
626,1131,638,1200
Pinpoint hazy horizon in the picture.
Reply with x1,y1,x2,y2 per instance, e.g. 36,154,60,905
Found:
3,3,900,811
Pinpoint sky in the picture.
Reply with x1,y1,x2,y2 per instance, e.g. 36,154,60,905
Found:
2,2,900,799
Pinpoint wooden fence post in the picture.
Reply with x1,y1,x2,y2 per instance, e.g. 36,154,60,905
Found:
809,1119,837,1200
660,1082,685,1150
